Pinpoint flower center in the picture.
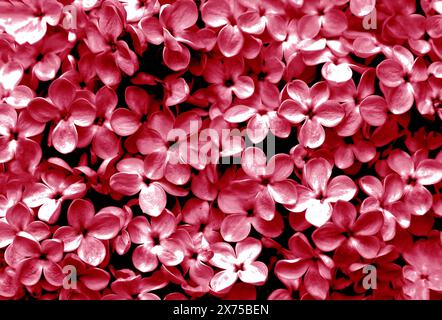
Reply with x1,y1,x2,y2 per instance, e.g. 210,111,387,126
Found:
151,233,161,246
95,117,105,126
10,130,19,141
261,177,271,186
224,79,234,88
234,262,245,272
258,71,267,81
191,251,199,260
406,176,417,186
306,107,315,119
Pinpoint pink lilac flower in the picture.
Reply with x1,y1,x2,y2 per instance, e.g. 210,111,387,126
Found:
225,147,298,221
414,68,442,118
87,86,121,159
387,149,442,216
275,232,334,300
173,228,214,293
54,199,120,266
220,205,284,243
0,202,50,248
5,234,65,287
28,78,96,154
312,201,384,259
279,80,345,148
109,158,168,216
180,198,224,243
191,165,239,202
249,52,285,100
203,56,255,110
330,69,388,136
139,0,215,71
323,129,374,171
26,32,71,82
402,240,442,300
135,110,199,185
277,17,327,78
376,45,428,114
217,167,286,241
286,157,358,227
209,237,268,293
382,0,429,55
59,253,111,300
107,205,133,255
0,0,63,45
127,210,184,272
0,104,44,166
110,86,153,137
0,61,34,109
23,159,87,223
84,2,139,86
359,173,410,241
298,1,348,38
224,94,291,144
201,0,246,58
235,0,287,41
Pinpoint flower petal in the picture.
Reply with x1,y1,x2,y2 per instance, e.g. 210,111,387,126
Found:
376,59,404,87
353,211,383,236
305,200,333,227
254,188,275,221
236,237,262,264
304,267,329,300
53,226,82,252
326,175,358,202
28,98,59,122
48,78,76,111
81,268,110,291
68,199,95,230
387,150,413,178
218,25,244,58
70,99,96,127
139,184,167,217
224,105,256,123
238,261,268,284
221,214,251,242
210,270,237,292
109,172,143,196
268,180,297,205
415,160,442,185
77,236,106,266
314,101,345,127
157,239,184,266
299,119,325,149
279,99,308,124
89,213,121,240
132,244,158,272
359,95,388,126
304,158,332,194
312,224,345,251
18,259,43,286
52,119,78,154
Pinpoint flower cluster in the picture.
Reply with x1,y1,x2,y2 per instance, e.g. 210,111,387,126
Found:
0,0,441,300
